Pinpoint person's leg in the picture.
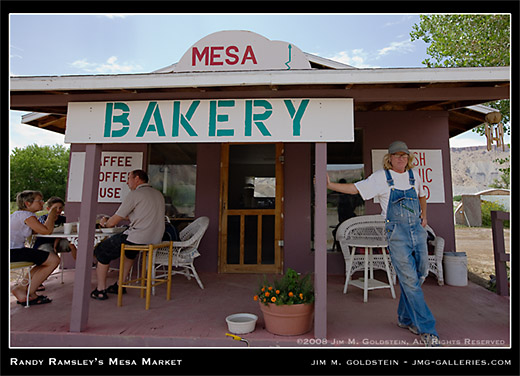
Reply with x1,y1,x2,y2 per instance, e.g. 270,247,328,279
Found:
388,224,437,337
93,234,125,291
95,262,110,291
70,243,77,260
11,251,60,302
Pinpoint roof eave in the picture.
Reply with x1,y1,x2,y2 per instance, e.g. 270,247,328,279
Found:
10,66,510,92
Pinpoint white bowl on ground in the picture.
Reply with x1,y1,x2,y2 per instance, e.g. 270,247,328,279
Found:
225,313,258,334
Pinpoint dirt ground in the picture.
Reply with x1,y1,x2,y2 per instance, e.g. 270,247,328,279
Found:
455,226,510,289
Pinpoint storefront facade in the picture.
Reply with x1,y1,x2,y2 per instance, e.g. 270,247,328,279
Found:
11,31,510,335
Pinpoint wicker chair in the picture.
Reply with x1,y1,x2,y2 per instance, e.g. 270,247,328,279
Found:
336,215,396,302
426,225,445,285
153,216,209,292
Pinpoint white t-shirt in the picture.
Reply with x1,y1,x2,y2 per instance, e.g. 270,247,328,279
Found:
354,168,426,218
10,210,36,249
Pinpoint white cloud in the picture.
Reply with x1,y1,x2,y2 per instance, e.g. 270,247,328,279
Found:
327,50,379,68
377,40,414,57
70,56,143,74
10,125,66,153
449,137,487,148
383,15,414,27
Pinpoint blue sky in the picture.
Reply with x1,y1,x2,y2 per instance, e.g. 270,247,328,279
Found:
9,13,506,152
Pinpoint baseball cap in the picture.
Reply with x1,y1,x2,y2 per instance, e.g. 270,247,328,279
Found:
388,141,410,155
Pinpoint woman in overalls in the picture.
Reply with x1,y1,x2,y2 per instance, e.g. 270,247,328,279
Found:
327,141,441,347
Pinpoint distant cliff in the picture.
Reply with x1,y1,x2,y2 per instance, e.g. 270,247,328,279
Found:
450,145,510,196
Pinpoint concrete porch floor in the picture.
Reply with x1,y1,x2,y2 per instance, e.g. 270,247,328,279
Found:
9,267,510,349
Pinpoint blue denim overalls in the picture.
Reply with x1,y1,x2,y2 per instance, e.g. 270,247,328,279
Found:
384,169,437,336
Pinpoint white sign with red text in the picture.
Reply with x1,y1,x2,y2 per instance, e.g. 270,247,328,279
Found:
174,30,311,72
371,149,445,203
67,151,143,203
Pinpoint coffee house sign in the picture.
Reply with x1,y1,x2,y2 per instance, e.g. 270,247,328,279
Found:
64,31,354,144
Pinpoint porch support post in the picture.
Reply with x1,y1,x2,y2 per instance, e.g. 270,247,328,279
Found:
69,144,101,332
314,142,327,339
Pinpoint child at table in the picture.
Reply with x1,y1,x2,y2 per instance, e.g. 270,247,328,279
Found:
10,190,61,306
33,197,78,260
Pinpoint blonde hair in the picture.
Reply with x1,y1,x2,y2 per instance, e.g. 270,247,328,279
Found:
16,190,43,210
383,153,415,171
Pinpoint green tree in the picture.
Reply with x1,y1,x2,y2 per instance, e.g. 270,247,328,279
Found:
10,144,70,202
489,153,510,189
410,14,510,133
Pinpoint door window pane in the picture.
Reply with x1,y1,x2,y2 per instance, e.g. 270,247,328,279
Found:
148,144,197,218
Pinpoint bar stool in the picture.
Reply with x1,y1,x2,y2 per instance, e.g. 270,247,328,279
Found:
117,241,173,310
10,261,35,307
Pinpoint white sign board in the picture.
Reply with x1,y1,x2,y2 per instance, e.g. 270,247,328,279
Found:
371,149,445,203
65,99,354,144
175,30,311,72
67,151,143,203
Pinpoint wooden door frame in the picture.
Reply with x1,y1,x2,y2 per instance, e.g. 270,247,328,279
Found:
218,143,284,273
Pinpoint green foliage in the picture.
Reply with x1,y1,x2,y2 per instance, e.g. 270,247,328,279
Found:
410,14,510,133
481,200,509,229
410,14,510,68
10,144,70,202
254,268,314,306
489,154,510,189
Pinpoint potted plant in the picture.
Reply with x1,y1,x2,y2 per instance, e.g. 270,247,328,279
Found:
253,268,315,335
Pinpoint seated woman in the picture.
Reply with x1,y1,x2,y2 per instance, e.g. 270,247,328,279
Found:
10,190,61,306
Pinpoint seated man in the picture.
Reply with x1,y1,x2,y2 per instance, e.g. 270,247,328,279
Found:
91,169,165,300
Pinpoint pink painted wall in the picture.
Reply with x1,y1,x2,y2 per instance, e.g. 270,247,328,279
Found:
327,110,455,274
193,143,221,273
284,143,313,274
62,143,148,268
63,109,455,275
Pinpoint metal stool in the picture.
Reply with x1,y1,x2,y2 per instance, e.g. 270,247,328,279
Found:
117,242,173,310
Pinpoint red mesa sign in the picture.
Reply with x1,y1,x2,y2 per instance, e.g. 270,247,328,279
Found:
192,45,258,66
176,30,310,72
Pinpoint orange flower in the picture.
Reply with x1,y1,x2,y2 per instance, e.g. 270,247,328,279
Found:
268,286,273,291
275,290,280,294
299,293,304,299
261,287,265,292
265,292,270,297
288,292,294,297
271,297,276,303
253,295,258,301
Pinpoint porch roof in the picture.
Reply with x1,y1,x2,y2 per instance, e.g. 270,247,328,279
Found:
11,65,510,139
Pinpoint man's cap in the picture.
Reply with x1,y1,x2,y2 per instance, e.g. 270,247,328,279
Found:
388,141,410,154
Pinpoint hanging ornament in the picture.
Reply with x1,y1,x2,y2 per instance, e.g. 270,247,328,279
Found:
484,112,505,151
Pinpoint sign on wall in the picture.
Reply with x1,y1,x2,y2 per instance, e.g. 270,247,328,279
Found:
65,98,354,144
174,30,311,72
371,149,445,203
67,151,143,203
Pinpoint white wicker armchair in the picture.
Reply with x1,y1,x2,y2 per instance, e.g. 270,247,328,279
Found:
152,216,209,292
425,225,445,285
336,215,396,302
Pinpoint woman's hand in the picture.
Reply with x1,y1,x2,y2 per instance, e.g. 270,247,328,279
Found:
48,205,60,221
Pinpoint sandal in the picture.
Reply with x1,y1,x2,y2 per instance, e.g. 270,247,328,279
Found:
90,288,108,300
17,295,52,306
37,284,45,292
106,282,126,294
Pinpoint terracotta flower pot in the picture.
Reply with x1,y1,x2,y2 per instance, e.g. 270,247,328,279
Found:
259,302,314,336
